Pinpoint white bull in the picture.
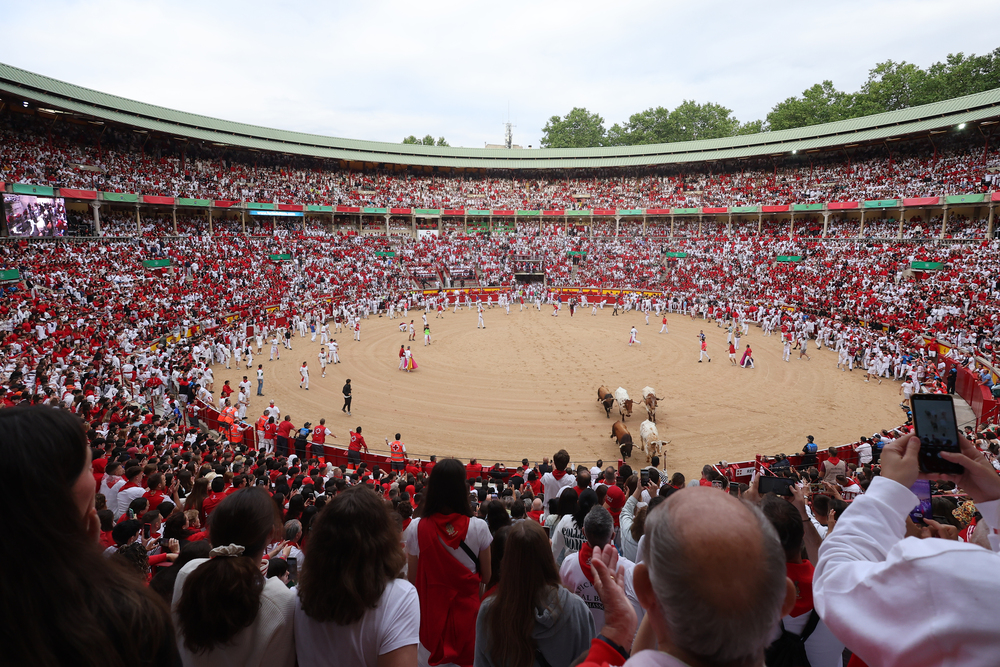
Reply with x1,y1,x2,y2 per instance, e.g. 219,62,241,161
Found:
639,419,669,462
641,386,664,423
614,387,633,420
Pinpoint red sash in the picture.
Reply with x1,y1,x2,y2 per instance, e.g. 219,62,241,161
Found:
416,515,481,667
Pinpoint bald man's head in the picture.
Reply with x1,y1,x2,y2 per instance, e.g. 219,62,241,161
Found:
641,487,787,665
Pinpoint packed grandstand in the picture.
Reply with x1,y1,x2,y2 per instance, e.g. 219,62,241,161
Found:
3,61,1000,667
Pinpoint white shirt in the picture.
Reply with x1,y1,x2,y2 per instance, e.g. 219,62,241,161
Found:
541,471,576,507
172,558,295,667
293,578,419,667
814,476,1000,667
115,483,147,519
403,517,492,573
559,549,643,632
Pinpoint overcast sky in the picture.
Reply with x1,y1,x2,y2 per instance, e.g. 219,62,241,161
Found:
3,0,998,149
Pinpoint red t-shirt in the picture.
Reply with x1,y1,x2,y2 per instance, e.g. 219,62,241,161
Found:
142,489,167,508
202,491,225,516
276,420,295,439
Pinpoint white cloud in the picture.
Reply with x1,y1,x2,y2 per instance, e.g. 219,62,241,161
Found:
2,0,997,148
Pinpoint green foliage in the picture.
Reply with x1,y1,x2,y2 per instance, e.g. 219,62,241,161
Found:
668,100,740,141
767,80,852,130
540,108,607,148
402,135,449,146
544,47,1000,145
766,49,1000,132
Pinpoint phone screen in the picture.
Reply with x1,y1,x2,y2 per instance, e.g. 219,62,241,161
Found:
911,394,964,474
909,479,932,525
287,556,298,583
759,476,795,496
640,469,649,486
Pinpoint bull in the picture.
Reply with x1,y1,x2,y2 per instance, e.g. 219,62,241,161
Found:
597,385,615,418
639,419,670,463
614,387,633,421
611,420,634,458
641,386,664,423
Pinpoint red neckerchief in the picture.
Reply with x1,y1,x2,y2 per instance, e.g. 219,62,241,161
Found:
424,513,470,549
552,470,567,480
578,543,596,584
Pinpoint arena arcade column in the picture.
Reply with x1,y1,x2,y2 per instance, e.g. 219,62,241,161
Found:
90,202,101,235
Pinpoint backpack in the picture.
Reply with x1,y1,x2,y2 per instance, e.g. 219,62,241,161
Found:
764,610,820,667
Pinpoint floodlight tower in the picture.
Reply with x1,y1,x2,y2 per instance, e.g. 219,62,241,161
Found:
504,121,513,149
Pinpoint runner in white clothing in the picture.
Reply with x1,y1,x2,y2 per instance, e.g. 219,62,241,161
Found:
299,362,310,390
629,326,641,346
318,349,328,378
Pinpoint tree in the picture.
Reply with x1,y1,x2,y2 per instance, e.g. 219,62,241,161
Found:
766,81,850,131
854,61,928,115
668,101,740,141
736,119,767,135
620,106,676,144
540,108,607,148
402,135,449,146
922,50,1000,103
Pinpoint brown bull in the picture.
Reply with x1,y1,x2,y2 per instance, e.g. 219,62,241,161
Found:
611,420,634,458
643,393,664,423
597,385,615,418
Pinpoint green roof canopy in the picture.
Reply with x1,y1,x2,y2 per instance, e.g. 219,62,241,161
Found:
2,61,999,169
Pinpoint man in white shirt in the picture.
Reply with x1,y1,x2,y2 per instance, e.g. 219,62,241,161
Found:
560,506,643,631
814,433,1000,667
542,449,576,507
854,438,873,465
115,466,147,519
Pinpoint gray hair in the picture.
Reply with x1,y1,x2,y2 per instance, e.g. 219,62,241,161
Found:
641,499,786,664
284,519,302,541
583,505,615,549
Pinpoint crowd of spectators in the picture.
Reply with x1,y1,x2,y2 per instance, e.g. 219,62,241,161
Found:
4,107,1000,666
4,397,1000,667
2,110,998,209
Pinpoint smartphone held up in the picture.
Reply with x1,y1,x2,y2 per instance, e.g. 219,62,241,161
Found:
910,394,964,476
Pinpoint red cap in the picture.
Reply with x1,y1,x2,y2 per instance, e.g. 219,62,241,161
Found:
605,485,626,513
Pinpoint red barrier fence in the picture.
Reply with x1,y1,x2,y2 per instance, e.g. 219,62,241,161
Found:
939,356,999,429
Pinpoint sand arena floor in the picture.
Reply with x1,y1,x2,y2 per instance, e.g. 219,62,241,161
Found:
212,304,903,481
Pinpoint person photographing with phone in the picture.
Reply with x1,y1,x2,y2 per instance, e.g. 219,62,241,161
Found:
813,426,1000,666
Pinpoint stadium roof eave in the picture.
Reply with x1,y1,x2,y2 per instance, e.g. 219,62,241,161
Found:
1,61,999,169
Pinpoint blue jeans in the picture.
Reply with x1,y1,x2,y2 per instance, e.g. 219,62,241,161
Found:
257,380,264,395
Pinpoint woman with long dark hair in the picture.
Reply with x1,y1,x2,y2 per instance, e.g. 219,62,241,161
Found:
405,458,492,667
0,405,177,667
185,477,210,525
475,520,594,667
295,485,419,666
173,487,294,667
